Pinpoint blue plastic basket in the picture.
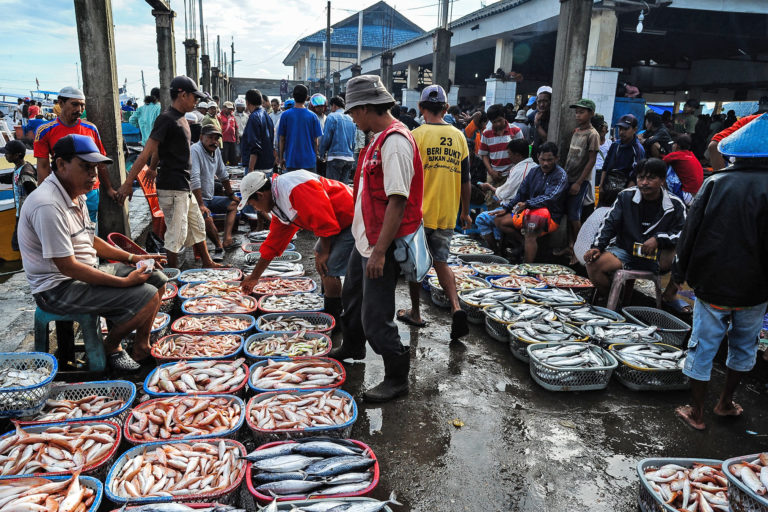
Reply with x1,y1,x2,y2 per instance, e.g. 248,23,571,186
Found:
178,267,243,284
143,359,250,398
181,295,258,315
250,277,317,296
486,275,546,291
248,357,345,394
244,331,332,361
171,314,256,335
255,312,335,334
0,475,103,512
104,438,246,504
178,280,243,300
151,334,245,362
0,352,58,417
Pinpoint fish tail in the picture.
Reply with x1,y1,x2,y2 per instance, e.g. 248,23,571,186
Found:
388,491,402,506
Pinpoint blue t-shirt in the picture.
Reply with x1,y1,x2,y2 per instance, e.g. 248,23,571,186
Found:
277,107,323,169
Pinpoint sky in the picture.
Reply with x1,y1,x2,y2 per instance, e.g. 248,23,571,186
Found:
0,0,496,99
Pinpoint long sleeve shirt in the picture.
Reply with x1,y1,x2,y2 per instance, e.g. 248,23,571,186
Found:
502,165,568,223
189,142,228,201
240,107,275,170
319,111,356,160
128,102,162,145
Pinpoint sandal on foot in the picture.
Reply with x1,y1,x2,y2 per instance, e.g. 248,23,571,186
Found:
108,351,140,372
396,309,426,327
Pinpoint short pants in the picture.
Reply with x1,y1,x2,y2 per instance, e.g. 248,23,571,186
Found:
511,208,558,236
424,227,453,263
204,196,236,213
475,210,501,240
683,299,765,381
606,245,659,272
33,263,168,325
313,226,355,277
565,181,590,222
157,189,207,254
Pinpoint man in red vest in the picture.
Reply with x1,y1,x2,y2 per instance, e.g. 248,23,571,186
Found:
329,75,424,403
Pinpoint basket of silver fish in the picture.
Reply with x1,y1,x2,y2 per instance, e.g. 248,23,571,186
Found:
636,458,727,512
171,314,256,335
244,251,303,265
144,359,250,398
608,343,689,391
242,242,295,253
245,438,378,503
18,380,136,427
247,230,297,243
420,264,474,291
182,295,258,315
0,352,58,417
124,394,245,444
513,263,575,276
256,312,335,335
527,342,617,392
104,438,246,504
0,420,121,480
522,287,584,306
250,277,317,296
428,275,489,309
457,254,509,265
178,280,243,300
487,274,546,291
482,303,555,343
151,334,244,362
111,504,247,512
508,320,589,363
622,306,692,348
257,262,305,278
469,262,520,278
178,268,243,284
458,288,522,325
538,274,595,300
552,305,625,326
246,389,357,443
245,331,332,361
2,474,103,512
271,497,399,512
160,267,181,282
248,358,345,394
448,243,493,256
159,282,178,313
722,452,768,512
581,322,661,347
258,293,325,313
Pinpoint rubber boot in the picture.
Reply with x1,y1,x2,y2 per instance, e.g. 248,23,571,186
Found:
363,347,410,403
324,296,343,333
328,330,366,361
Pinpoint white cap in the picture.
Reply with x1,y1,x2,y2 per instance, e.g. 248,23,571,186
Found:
184,112,198,123
536,85,553,96
197,101,209,109
58,86,85,100
238,171,269,210
208,102,218,108
234,98,246,106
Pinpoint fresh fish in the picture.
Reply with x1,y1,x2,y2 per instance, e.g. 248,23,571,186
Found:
173,315,252,333
145,359,247,394
152,334,242,359
522,287,584,305
460,289,520,307
554,306,620,326
341,492,402,512
305,455,375,477
484,303,555,324
540,274,594,288
729,453,767,495
29,393,126,423
488,275,544,290
512,263,575,276
0,473,96,512
643,462,728,510
161,283,177,301
253,455,322,473
256,479,325,494
292,442,361,458
183,295,257,314
259,262,305,278
126,396,242,441
248,331,329,358
612,344,685,370
257,315,332,333
251,278,316,295
470,263,518,276
260,293,325,313
311,480,372,495
0,365,51,389
533,343,610,368
242,443,297,462
425,265,476,279
182,268,242,282
428,275,488,292
448,242,493,255
180,281,242,299
583,323,658,344
250,359,343,391
249,390,354,432
247,230,296,243
120,505,246,512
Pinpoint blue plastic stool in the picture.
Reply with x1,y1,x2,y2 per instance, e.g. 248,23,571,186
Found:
457,202,489,235
33,308,107,372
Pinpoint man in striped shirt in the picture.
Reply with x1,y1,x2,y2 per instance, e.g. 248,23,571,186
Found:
478,104,524,205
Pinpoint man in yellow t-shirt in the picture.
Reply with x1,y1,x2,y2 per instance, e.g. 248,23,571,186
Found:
396,85,471,340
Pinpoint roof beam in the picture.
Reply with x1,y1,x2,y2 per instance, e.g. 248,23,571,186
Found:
145,0,170,12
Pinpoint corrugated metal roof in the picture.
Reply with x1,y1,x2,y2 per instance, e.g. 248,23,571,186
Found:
300,25,422,49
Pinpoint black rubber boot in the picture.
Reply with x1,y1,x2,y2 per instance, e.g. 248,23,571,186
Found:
328,336,366,361
324,296,343,333
363,347,410,403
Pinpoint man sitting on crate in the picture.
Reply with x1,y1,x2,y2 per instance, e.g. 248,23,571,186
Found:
17,135,168,372
583,158,686,297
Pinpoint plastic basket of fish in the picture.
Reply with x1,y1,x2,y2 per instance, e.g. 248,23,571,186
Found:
181,295,258,315
245,331,332,361
151,334,244,362
18,380,136,427
507,321,588,363
0,352,58,418
171,314,256,335
1,474,103,512
527,343,617,391
271,497,398,512
552,305,625,326
609,343,689,391
248,358,346,394
242,242,295,253
178,280,243,300
257,262,306,278
483,303,556,344
0,420,121,480
258,293,325,313
244,251,303,265
622,306,692,348
124,394,245,444
458,289,522,325
457,254,509,265
469,262,520,278
513,263,575,276
104,438,246,505
178,268,244,284
487,275,546,291
522,287,585,306
245,438,379,503
539,275,595,300
429,275,489,309
160,267,181,282
144,359,250,398
250,277,317,296
636,458,727,512
255,312,335,335
582,322,662,347
449,244,493,256
125,313,171,346
245,389,357,444
159,282,178,313
723,453,768,512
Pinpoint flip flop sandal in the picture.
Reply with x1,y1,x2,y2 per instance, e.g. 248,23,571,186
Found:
397,309,426,327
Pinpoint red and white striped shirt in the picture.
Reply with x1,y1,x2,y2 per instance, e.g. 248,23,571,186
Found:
478,124,524,176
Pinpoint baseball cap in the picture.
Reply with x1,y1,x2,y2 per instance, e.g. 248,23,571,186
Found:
170,75,207,99
310,94,327,107
237,171,269,210
52,134,113,164
570,98,596,112
59,86,85,101
184,112,199,123
197,101,209,109
345,75,395,112
419,85,447,103
616,114,638,129
200,124,222,137
0,140,27,155
234,98,246,106
718,113,768,158
536,85,552,96
223,101,234,109
284,99,295,109
208,102,218,109
526,96,536,107
514,110,527,122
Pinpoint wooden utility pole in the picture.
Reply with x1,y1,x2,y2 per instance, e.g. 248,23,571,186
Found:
199,0,210,93
147,0,177,109
73,0,129,237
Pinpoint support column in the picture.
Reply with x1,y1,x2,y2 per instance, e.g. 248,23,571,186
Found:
448,57,456,84
548,0,593,164
183,39,199,84
380,51,394,93
152,9,176,110
73,0,129,237
582,9,619,122
493,38,514,72
351,64,362,77
211,67,219,101
432,28,452,90
333,72,341,97
401,63,420,109
201,54,211,95
486,38,516,110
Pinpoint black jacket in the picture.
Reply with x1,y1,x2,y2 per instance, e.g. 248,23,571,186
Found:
673,162,768,307
593,187,686,254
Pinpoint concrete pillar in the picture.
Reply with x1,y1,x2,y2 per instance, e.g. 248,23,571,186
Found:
152,9,176,110
432,28,452,90
351,64,362,77
484,79,516,111
494,38,514,72
548,0,593,164
447,87,459,107
73,0,129,237
380,51,394,93
333,72,341,97
201,54,211,95
183,39,199,84
448,57,456,84
582,66,623,122
402,89,420,110
586,9,617,68
211,67,219,102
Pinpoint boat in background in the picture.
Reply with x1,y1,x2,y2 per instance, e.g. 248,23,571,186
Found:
0,168,18,261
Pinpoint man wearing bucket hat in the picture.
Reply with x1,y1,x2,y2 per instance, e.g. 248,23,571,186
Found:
672,113,768,431
328,75,424,403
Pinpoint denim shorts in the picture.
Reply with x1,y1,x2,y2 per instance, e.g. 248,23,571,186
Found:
565,181,590,221
683,299,766,381
204,196,236,213
314,226,355,277
606,245,659,272
425,227,453,263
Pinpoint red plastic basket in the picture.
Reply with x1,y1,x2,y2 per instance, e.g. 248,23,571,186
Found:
162,282,178,302
107,232,147,256
143,360,250,398
246,439,379,503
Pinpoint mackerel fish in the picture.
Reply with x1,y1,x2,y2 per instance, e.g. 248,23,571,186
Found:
484,303,555,324
554,305,622,326
459,288,521,307
532,343,610,368
260,293,324,312
509,319,587,343
522,287,585,305
182,268,241,282
581,322,658,344
612,343,685,370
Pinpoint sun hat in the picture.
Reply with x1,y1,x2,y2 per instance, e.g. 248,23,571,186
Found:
718,113,768,158
345,75,395,112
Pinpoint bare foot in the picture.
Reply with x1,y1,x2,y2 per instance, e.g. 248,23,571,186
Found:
203,261,224,269
713,401,743,417
675,405,706,430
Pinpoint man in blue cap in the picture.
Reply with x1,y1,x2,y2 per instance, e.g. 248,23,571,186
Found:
672,113,768,430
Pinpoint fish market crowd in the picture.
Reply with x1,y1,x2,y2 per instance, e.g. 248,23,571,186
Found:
2,75,767,512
